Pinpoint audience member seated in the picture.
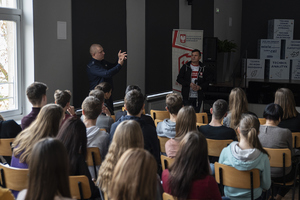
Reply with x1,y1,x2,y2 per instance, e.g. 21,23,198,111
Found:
165,106,196,158
95,82,114,115
57,117,100,198
108,148,159,200
274,88,300,132
97,120,144,196
157,93,183,138
54,89,76,124
223,87,257,129
115,85,155,127
162,131,222,200
21,82,48,130
82,96,109,170
219,115,271,200
258,103,294,200
110,89,161,172
17,138,73,200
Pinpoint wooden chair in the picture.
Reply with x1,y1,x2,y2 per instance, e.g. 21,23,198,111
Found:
163,192,175,200
0,163,29,192
158,136,170,153
155,119,163,127
86,147,102,179
206,139,233,157
111,115,116,122
195,112,208,124
214,162,260,200
196,122,206,129
150,110,169,121
161,155,174,171
0,138,14,157
69,175,91,200
258,118,266,125
292,132,300,148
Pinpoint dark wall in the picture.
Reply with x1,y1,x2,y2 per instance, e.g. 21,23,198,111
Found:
72,0,127,108
145,0,179,95
242,0,300,59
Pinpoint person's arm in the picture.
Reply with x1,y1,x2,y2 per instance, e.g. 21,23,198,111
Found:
176,65,190,86
260,154,271,190
198,66,213,91
286,130,294,157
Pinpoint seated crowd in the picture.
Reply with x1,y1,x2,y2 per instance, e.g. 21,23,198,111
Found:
0,82,300,200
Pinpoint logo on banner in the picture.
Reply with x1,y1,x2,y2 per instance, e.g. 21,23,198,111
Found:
180,34,186,43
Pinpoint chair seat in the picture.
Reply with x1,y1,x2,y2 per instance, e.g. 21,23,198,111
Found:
272,180,294,186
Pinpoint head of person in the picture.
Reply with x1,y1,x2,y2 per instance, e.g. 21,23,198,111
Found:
25,138,71,200
229,87,249,129
168,131,209,200
166,93,183,115
90,44,105,61
211,99,228,120
125,85,142,95
274,88,298,120
263,103,283,123
238,114,268,156
175,106,197,140
57,117,87,174
191,49,201,65
26,82,48,107
95,82,112,100
82,96,102,120
108,148,157,200
89,89,105,106
12,104,64,164
124,90,144,116
54,89,71,109
97,120,144,193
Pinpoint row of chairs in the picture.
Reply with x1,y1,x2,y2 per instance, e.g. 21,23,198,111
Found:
150,110,209,124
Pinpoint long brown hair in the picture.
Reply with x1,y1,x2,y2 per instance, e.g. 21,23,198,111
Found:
109,148,157,200
175,106,197,140
97,120,144,193
274,88,298,120
168,131,209,200
229,87,249,129
12,104,64,164
25,138,71,200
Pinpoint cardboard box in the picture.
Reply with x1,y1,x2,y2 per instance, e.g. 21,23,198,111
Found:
265,59,290,80
258,39,281,59
268,19,294,40
290,60,300,80
244,59,265,79
281,40,300,59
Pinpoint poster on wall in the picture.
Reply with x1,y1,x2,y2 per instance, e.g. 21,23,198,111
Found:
172,29,203,93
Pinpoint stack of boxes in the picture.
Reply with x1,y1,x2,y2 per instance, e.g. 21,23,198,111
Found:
246,19,300,80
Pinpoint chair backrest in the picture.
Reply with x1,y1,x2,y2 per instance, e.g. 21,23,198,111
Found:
264,148,292,168
214,162,260,199
196,123,206,129
163,192,175,200
86,147,101,179
0,138,15,157
111,115,116,122
195,113,208,124
258,118,266,125
158,136,170,153
150,110,169,120
155,119,163,127
0,163,29,191
69,175,91,200
206,139,233,157
292,132,300,148
161,155,174,171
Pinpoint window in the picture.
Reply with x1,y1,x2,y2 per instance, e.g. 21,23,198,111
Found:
0,0,22,118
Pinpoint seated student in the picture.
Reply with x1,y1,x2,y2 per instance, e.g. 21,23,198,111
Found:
82,96,109,164
110,90,160,172
54,89,76,124
95,82,114,115
162,131,222,200
157,93,183,138
57,117,100,198
108,148,158,200
115,85,155,127
21,82,48,129
219,115,271,200
258,103,294,200
17,138,73,200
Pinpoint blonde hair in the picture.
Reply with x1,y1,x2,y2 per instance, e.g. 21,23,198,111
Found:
229,87,248,129
175,106,197,141
109,148,157,200
274,88,298,120
12,104,64,164
97,120,144,193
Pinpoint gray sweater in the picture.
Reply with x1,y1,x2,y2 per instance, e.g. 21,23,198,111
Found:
156,119,176,138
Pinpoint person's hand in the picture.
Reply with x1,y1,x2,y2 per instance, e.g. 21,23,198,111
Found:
67,106,75,116
102,105,111,117
118,50,127,65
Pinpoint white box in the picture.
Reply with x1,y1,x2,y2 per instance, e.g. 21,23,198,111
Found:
268,19,294,40
265,60,290,80
290,60,300,80
258,39,281,59
281,40,300,59
244,59,265,79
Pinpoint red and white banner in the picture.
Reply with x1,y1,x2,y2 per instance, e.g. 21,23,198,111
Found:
172,29,203,92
